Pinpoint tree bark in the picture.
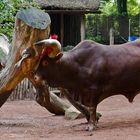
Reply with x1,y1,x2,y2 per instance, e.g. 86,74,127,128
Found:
117,0,128,15
0,7,51,107
34,83,69,115
30,79,85,119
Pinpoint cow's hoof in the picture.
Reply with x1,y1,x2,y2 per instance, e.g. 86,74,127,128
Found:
85,124,97,131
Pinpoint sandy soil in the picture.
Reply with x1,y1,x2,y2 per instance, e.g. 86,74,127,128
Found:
0,94,140,140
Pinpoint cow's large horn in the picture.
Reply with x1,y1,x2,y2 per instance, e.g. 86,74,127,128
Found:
34,39,61,58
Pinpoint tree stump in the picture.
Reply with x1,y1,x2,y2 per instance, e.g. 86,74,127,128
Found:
0,7,51,107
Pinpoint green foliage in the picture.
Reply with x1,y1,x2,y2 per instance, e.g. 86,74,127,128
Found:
127,0,140,16
0,0,40,41
85,14,140,44
100,1,117,16
85,14,108,43
100,0,140,16
85,0,140,43
0,0,15,41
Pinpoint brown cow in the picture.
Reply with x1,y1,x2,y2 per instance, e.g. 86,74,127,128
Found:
33,39,140,131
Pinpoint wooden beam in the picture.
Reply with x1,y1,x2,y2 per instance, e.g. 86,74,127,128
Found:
47,10,101,14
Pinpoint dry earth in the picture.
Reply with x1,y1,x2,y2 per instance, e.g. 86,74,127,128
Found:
0,94,140,140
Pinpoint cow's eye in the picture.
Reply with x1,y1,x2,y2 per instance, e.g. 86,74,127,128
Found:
42,60,48,67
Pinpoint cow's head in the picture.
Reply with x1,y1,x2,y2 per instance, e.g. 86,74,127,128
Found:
34,39,63,63
33,39,63,83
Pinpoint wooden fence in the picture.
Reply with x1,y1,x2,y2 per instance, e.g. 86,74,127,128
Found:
9,78,35,101
85,15,140,44
8,78,57,101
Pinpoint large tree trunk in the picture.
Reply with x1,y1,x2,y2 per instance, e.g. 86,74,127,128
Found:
117,0,127,15
33,82,70,115
0,7,51,107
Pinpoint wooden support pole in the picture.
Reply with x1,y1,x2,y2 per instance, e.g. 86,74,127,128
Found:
80,14,85,41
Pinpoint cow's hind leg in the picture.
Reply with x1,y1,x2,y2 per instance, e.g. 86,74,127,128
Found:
85,106,97,131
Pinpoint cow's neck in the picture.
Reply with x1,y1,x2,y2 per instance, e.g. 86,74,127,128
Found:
53,56,80,88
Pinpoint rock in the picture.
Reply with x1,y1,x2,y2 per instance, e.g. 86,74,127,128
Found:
65,105,84,120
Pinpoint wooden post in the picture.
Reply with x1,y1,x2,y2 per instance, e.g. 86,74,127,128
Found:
80,14,85,41
109,27,114,45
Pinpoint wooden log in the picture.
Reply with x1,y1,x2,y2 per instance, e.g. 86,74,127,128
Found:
32,81,84,119
65,105,84,120
0,7,51,107
33,83,68,115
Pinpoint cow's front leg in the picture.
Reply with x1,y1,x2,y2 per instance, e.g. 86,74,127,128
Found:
85,106,97,131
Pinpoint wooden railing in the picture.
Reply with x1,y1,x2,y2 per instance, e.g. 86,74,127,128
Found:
9,78,35,101
9,78,57,101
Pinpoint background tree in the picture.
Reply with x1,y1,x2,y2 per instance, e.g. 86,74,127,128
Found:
117,0,129,42
85,0,140,44
117,0,128,16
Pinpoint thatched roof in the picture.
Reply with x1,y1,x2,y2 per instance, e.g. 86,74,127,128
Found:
36,0,100,12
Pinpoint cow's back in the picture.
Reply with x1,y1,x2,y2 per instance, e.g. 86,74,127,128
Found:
67,40,140,103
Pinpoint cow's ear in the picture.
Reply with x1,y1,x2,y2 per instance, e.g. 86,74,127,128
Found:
54,52,63,62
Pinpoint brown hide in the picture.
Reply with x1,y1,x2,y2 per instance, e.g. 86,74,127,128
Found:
34,39,140,131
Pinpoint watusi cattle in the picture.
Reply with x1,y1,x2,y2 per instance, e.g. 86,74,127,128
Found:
33,38,140,131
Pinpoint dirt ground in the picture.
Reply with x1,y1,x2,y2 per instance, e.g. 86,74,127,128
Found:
0,94,140,140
